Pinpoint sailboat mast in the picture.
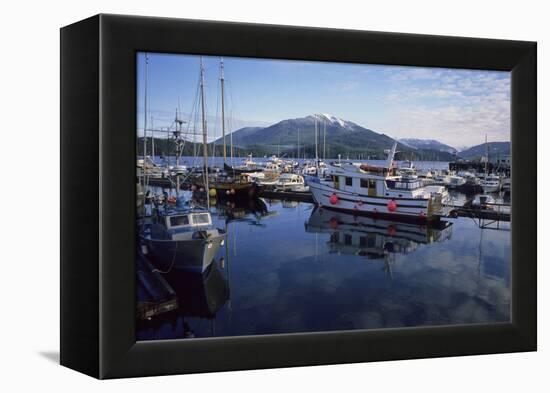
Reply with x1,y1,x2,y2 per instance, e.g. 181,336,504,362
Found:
151,116,155,159
142,53,149,187
323,120,326,160
485,134,488,175
314,116,319,170
220,58,227,165
297,128,300,162
199,57,210,208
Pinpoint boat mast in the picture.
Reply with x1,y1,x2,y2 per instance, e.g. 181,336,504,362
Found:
142,53,149,188
485,134,488,175
199,57,210,209
174,107,185,196
151,116,155,159
323,120,326,161
297,128,300,162
314,116,319,171
220,58,227,165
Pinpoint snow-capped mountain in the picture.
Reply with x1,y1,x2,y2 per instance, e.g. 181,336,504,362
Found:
399,138,458,154
213,114,456,160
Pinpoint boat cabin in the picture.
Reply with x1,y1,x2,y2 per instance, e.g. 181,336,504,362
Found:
278,173,304,185
155,209,213,232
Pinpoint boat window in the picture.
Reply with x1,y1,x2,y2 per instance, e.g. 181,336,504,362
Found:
359,236,367,247
191,213,211,225
369,180,376,188
360,179,368,188
345,177,353,186
169,215,189,227
344,234,352,245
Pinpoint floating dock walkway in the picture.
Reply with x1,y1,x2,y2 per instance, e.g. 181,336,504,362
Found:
433,202,511,222
259,188,314,203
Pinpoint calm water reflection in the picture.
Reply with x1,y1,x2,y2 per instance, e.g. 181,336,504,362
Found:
137,198,510,341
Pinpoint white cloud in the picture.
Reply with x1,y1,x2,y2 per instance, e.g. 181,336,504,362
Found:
381,69,510,147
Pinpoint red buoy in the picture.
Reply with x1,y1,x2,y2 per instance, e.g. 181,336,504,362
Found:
387,199,397,212
329,194,339,205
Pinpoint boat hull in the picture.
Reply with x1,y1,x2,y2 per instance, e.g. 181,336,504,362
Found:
309,181,437,222
144,233,225,272
214,182,259,201
481,185,501,193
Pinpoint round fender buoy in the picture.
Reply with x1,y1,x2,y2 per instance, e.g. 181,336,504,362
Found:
419,211,426,219
230,188,236,195
199,187,204,192
191,185,197,192
329,193,339,205
226,190,231,195
329,217,339,229
209,188,217,197
387,199,397,212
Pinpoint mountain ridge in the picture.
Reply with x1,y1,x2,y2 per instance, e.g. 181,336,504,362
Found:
215,114,456,161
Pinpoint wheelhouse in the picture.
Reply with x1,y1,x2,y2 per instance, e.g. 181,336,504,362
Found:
159,210,213,231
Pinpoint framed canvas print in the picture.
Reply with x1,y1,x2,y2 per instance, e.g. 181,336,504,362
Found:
60,14,536,379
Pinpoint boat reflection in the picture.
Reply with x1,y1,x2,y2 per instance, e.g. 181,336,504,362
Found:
305,207,453,259
211,197,275,225
136,261,230,340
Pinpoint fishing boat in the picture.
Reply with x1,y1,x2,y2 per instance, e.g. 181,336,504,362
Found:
273,173,308,192
226,154,264,174
140,207,225,272
308,142,450,221
447,175,467,189
205,173,260,200
481,174,502,193
398,161,418,179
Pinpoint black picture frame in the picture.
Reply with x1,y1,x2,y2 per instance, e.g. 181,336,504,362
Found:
60,14,536,379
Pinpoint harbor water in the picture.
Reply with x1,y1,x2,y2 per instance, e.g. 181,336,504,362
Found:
137,192,511,340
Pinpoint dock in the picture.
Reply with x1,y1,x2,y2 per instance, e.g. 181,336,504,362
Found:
259,188,314,203
137,251,178,320
433,202,511,222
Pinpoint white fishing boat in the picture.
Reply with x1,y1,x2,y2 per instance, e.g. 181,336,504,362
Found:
169,164,188,175
308,142,450,221
481,174,502,193
141,208,225,272
447,175,467,189
433,170,451,186
273,173,308,192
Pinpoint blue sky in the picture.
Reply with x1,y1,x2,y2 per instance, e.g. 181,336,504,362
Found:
137,52,510,149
